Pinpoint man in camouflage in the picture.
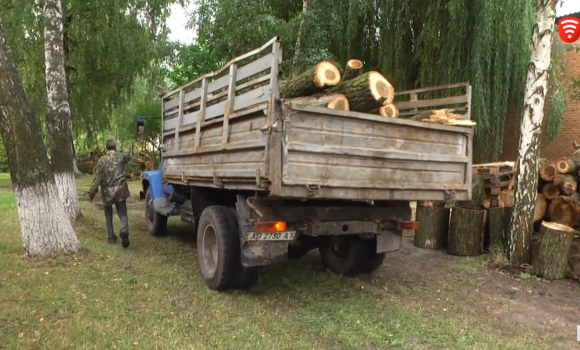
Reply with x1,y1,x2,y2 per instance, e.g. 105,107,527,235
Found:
88,139,132,248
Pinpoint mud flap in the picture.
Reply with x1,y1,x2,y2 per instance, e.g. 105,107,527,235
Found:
376,229,403,253
240,242,289,267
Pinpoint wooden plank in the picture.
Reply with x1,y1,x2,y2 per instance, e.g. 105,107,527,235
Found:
163,117,178,131
235,75,270,92
287,104,474,135
194,78,208,152
398,107,468,117
164,96,180,111
223,63,237,149
466,85,472,120
394,82,470,96
286,143,469,164
394,95,469,110
163,139,267,157
207,74,230,95
174,89,185,152
204,100,228,120
182,111,199,127
183,88,202,105
236,53,273,82
233,86,270,111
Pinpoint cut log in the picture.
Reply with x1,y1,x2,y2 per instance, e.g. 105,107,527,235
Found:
482,197,499,209
448,207,487,256
414,201,450,250
532,221,576,280
328,71,394,112
548,194,580,227
342,59,363,81
542,182,560,200
287,93,350,111
457,174,485,209
378,104,399,118
498,190,514,207
487,207,513,250
556,155,580,174
280,61,341,98
540,162,557,181
554,174,577,195
534,193,547,222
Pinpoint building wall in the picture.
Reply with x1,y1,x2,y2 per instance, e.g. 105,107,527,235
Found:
500,37,580,162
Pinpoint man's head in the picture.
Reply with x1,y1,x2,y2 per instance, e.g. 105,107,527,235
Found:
106,139,117,151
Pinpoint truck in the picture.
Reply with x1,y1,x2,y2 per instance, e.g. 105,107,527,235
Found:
139,37,474,291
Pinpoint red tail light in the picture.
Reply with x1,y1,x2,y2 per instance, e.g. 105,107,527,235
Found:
398,221,419,230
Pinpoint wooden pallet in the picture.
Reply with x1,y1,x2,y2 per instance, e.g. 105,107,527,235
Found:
473,161,515,175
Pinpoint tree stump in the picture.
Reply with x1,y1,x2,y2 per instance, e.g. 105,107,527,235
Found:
532,222,576,280
457,174,485,209
487,207,513,250
448,207,487,256
414,201,450,250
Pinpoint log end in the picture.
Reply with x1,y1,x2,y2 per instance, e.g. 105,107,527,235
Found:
346,59,363,70
556,160,571,174
314,61,341,88
379,104,399,118
368,71,395,105
327,94,350,111
534,193,547,222
540,163,557,181
542,182,560,200
541,221,576,232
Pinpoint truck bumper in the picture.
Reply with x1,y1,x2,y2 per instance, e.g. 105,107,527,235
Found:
139,191,145,201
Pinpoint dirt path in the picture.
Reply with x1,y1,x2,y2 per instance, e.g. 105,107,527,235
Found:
371,237,580,348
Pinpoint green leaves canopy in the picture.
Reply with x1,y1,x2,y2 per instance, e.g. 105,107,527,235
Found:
190,0,565,161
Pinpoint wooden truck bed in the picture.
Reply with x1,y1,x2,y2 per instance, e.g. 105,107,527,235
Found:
160,37,473,202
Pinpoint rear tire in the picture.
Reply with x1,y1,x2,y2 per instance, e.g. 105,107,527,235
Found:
196,206,258,290
359,237,386,274
319,236,372,276
145,187,167,236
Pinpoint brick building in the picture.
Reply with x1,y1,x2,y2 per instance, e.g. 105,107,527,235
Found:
500,11,580,161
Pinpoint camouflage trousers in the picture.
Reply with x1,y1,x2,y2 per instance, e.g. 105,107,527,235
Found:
104,200,129,240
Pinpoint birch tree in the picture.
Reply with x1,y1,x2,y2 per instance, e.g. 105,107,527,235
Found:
507,0,558,264
44,0,81,220
0,16,81,256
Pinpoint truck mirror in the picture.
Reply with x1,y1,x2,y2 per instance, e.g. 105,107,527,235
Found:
137,118,145,137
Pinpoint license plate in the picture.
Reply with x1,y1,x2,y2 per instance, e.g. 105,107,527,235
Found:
245,231,296,241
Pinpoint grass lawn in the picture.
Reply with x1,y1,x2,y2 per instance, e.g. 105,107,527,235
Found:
0,173,572,349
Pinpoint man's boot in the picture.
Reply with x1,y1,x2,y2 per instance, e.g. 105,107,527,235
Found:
120,231,130,248
108,237,117,244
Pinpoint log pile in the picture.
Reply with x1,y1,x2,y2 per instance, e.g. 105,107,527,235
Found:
281,60,475,127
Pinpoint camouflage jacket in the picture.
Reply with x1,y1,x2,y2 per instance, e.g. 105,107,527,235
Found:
88,150,132,206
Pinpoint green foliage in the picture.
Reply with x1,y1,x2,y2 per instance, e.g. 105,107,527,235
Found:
190,0,543,161
163,42,224,89
0,0,175,144
545,27,568,143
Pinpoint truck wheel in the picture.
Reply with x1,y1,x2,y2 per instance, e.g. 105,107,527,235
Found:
197,206,258,290
145,187,167,236
359,237,386,274
319,236,371,276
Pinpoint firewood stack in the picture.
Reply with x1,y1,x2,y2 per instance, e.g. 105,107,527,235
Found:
280,60,474,127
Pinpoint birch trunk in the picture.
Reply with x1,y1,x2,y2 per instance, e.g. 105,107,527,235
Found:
44,0,82,220
0,18,81,256
507,0,558,264
292,0,308,76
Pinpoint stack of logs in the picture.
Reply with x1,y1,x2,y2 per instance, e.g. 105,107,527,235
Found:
279,59,474,126
413,160,580,281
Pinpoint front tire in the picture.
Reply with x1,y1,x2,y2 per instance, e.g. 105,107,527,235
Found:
197,206,258,290
145,187,167,236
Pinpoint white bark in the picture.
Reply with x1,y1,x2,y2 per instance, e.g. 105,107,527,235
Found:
15,180,81,256
0,16,81,257
292,0,308,76
507,0,558,264
44,0,82,220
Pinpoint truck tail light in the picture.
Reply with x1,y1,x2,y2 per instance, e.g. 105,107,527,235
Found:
398,221,419,230
255,221,287,233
